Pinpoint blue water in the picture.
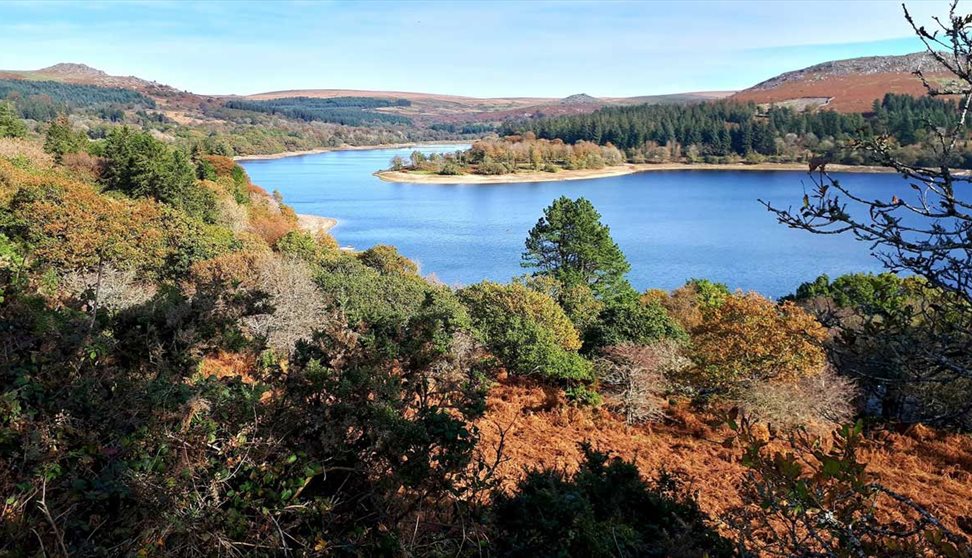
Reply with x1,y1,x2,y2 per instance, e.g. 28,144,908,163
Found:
241,145,894,298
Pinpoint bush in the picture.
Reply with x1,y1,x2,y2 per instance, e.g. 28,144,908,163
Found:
316,256,465,354
738,367,857,432
275,229,337,263
687,292,827,394
357,244,418,275
459,281,593,384
596,341,689,424
240,255,328,355
490,446,734,558
584,297,685,351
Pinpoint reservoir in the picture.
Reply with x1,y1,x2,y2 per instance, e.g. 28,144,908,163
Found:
241,145,891,298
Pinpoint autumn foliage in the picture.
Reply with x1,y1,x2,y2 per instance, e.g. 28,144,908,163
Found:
687,292,828,393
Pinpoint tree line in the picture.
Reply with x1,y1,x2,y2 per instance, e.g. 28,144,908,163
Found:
223,96,414,127
0,78,154,120
500,93,972,167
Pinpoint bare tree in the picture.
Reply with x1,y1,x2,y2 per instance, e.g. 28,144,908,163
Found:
596,341,689,424
762,2,972,397
242,256,327,355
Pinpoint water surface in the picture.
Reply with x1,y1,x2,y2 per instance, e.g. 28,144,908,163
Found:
241,145,893,298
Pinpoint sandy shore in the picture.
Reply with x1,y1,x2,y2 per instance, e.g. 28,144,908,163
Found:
374,162,895,184
297,213,338,234
233,141,468,162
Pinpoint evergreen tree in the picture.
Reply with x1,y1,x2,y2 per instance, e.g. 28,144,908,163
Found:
523,197,632,300
102,127,215,222
0,101,27,138
43,115,88,162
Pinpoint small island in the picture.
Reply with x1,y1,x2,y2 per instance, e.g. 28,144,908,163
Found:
376,136,630,183
375,135,893,184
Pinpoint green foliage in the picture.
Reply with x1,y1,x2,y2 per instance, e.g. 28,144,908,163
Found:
0,233,26,303
0,101,27,138
102,127,216,222
584,298,686,351
43,116,90,162
274,230,331,263
501,94,970,166
0,78,153,117
491,446,734,558
790,272,972,428
523,196,632,300
788,272,912,315
686,278,730,309
223,96,413,126
162,208,240,278
459,281,594,385
315,256,463,353
357,244,419,275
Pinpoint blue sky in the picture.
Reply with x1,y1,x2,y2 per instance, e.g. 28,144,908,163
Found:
0,0,945,98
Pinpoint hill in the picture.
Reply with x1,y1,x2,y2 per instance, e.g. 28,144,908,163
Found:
732,52,953,112
245,88,733,124
0,62,205,108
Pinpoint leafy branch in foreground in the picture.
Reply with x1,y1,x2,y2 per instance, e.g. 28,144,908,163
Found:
727,412,970,557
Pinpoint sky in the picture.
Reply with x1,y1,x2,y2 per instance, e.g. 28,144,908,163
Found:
0,0,948,98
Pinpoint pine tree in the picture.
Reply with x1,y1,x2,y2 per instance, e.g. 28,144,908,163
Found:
522,197,632,300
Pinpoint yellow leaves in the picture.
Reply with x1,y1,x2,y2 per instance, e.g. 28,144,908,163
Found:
14,169,168,272
689,292,827,389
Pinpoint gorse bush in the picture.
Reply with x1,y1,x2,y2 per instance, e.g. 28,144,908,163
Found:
459,281,594,385
583,296,685,351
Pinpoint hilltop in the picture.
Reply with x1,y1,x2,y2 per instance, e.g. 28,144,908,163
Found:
732,52,952,112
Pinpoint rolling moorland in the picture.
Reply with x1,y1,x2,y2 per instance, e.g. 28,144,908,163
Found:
2,7,972,556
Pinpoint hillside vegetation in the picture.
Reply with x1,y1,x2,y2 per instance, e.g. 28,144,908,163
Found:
2,4,972,556
2,93,972,554
501,93,971,168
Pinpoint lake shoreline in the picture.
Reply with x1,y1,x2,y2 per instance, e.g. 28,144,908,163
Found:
233,141,469,162
374,162,895,184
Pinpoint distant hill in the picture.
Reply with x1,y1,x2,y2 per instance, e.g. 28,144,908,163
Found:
245,88,733,124
0,63,212,111
732,52,953,113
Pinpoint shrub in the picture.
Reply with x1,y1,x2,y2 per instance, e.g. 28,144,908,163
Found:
687,292,827,393
240,256,328,355
9,175,168,274
596,341,689,424
490,446,734,558
357,244,418,275
315,256,466,355
275,229,337,263
60,151,104,180
653,278,730,331
459,281,593,384
0,138,52,168
738,367,857,432
585,297,685,351
61,266,158,317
